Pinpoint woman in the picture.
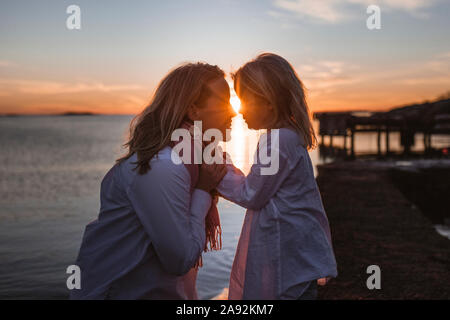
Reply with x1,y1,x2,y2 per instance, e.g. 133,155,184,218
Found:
70,62,235,299
217,53,338,300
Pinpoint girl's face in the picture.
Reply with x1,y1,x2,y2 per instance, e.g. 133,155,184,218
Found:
239,91,275,130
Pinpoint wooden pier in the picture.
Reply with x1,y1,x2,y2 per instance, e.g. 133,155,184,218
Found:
314,98,450,159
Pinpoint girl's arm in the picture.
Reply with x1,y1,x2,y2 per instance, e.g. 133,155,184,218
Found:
217,133,298,210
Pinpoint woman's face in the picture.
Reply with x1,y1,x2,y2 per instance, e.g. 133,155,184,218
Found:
189,78,236,140
239,91,274,130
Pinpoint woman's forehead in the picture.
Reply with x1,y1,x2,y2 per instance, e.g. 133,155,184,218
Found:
207,78,230,102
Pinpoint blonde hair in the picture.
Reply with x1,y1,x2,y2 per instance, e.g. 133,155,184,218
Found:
117,62,225,174
232,53,317,150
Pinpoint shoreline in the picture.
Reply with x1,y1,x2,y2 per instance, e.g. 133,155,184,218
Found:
315,158,450,299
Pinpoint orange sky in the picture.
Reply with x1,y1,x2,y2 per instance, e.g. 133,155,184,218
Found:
1,1,449,115
0,75,447,115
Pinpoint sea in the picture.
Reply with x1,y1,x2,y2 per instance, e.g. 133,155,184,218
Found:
0,114,448,299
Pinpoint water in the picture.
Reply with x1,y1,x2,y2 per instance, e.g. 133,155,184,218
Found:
0,115,446,299
0,115,257,299
0,115,133,299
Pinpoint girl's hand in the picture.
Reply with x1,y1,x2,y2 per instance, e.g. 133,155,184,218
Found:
317,277,331,286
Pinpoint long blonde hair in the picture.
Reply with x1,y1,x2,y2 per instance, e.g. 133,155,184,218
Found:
232,53,317,150
117,62,225,174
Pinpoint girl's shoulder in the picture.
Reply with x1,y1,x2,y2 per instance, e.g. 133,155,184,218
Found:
258,127,306,151
278,127,306,149
279,128,307,166
258,127,307,169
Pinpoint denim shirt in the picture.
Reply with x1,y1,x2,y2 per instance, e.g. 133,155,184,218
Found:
70,147,211,299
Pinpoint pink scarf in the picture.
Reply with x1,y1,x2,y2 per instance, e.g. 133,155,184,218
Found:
169,120,222,269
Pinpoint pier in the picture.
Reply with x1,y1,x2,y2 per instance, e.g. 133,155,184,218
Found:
314,98,450,159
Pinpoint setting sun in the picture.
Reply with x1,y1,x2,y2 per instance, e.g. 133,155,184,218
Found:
230,95,241,113
229,82,241,113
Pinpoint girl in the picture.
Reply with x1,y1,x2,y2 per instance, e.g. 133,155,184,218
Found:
217,53,338,300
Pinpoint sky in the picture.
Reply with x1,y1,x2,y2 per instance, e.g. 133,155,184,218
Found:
0,0,449,114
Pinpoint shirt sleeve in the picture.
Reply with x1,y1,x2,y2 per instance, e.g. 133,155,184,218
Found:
217,131,298,210
127,159,211,276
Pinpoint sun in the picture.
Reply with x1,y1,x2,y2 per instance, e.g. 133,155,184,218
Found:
228,82,241,113
230,95,241,113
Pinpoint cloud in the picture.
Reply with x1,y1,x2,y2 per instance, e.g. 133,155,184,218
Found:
0,79,143,95
296,60,360,94
0,79,147,114
289,52,450,111
272,0,439,23
0,60,16,68
274,0,345,23
397,51,450,85
349,0,435,12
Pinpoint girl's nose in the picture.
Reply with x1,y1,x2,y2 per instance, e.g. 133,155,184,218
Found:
229,104,237,117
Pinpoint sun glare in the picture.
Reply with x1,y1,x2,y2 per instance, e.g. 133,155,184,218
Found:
229,81,241,113
230,95,241,113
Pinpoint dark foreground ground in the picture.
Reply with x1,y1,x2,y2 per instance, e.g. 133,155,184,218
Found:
315,159,450,299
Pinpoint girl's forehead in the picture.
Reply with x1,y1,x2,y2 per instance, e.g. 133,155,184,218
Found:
236,85,261,102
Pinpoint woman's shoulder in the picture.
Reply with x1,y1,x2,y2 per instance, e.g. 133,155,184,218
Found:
120,146,189,181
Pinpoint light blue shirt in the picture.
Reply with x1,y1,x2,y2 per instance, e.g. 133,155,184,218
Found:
70,147,211,299
218,127,338,299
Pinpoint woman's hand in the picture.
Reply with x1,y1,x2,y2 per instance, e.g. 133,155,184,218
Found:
196,162,227,193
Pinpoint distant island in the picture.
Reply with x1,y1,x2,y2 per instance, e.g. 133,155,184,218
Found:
0,112,133,117
60,111,97,116
0,113,20,117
